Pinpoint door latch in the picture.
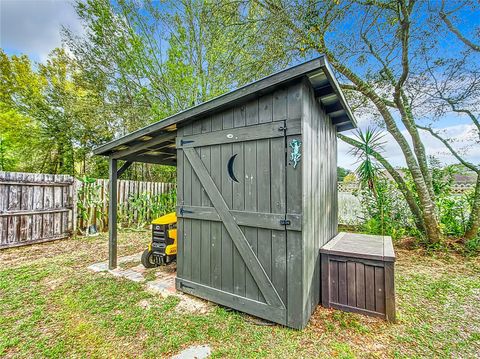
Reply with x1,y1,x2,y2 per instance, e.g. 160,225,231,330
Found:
280,219,291,225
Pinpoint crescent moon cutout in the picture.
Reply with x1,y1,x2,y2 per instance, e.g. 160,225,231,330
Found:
227,154,239,183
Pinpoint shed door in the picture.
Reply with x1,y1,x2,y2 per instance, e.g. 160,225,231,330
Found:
176,115,301,325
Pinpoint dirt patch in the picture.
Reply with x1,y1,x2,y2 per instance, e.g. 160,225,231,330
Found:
0,231,148,269
175,294,212,315
137,299,152,310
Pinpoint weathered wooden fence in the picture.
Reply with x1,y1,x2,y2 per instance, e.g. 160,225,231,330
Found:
0,171,176,248
0,172,76,249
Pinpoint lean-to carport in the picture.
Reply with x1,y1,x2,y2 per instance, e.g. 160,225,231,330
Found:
96,131,177,270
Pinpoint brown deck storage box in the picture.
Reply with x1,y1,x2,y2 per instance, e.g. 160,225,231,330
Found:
320,232,396,322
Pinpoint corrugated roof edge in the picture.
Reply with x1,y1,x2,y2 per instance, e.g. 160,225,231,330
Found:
94,56,356,156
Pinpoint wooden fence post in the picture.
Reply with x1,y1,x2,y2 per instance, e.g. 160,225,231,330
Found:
72,179,79,236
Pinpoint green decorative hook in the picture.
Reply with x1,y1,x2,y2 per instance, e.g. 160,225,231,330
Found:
289,139,302,169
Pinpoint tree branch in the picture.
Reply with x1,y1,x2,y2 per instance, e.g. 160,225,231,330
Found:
416,125,479,173
340,84,358,91
440,0,480,52
391,0,436,201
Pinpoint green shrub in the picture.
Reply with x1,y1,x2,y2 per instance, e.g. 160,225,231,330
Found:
464,236,480,256
437,193,471,237
357,178,420,239
429,160,474,239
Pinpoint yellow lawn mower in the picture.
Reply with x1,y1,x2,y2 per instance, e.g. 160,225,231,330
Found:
141,212,177,268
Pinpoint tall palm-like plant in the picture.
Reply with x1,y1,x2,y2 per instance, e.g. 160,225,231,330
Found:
349,127,386,196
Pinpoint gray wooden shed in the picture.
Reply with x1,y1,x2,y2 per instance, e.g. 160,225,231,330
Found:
94,57,356,329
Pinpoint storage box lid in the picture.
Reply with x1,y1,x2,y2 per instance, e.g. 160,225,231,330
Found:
320,232,395,262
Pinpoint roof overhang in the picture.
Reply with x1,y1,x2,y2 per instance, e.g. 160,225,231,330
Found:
94,56,357,165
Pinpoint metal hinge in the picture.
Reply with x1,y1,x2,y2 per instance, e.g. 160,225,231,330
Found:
180,282,195,290
179,207,194,216
280,219,291,226
180,139,195,146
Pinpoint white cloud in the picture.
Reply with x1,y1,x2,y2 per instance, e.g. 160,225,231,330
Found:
0,0,83,62
338,123,480,170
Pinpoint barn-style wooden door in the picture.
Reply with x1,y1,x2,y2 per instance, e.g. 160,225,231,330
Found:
175,105,301,324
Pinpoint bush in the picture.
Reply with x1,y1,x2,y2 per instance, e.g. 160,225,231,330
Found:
357,178,420,239
430,161,475,239
437,193,471,237
464,236,480,256
356,165,478,254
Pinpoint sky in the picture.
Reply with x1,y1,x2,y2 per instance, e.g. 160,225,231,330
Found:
1,0,479,170
1,0,83,63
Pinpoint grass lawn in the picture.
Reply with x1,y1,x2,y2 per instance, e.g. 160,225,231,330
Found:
1,232,479,358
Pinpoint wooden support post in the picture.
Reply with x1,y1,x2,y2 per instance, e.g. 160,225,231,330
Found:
108,157,118,269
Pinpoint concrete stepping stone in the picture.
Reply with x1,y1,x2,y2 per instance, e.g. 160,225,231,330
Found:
87,252,143,272
171,345,211,359
146,274,177,296
108,268,145,282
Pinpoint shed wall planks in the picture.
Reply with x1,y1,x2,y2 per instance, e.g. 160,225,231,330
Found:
177,91,296,304
298,79,338,327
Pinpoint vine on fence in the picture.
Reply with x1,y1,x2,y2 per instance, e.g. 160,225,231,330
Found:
118,189,176,229
77,176,105,236
77,178,176,234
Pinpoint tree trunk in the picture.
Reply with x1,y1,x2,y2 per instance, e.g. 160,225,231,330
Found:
465,173,480,240
334,64,443,243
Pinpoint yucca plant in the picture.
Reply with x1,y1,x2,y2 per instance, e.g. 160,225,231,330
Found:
349,127,386,196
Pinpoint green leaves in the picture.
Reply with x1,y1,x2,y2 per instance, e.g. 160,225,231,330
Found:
118,188,177,229
349,127,386,193
0,47,114,175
